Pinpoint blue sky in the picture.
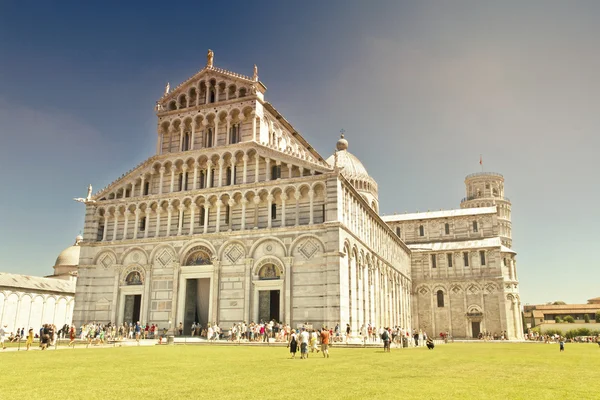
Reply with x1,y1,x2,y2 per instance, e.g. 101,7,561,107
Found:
1,1,598,305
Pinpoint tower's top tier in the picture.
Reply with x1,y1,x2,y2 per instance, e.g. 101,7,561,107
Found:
461,172,509,205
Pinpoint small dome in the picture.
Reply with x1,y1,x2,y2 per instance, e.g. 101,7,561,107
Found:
54,236,82,267
336,134,348,151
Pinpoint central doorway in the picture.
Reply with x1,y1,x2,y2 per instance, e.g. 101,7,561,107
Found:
123,295,141,324
471,321,481,338
183,278,210,332
258,290,280,322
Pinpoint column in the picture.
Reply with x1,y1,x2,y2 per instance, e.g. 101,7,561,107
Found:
140,175,145,197
215,200,222,233
203,202,210,234
226,116,231,145
179,125,184,151
166,205,173,236
196,86,200,105
144,211,151,238
193,162,198,190
242,155,248,184
159,167,165,194
267,194,273,229
206,161,213,188
251,112,257,141
308,189,314,225
214,120,219,147
294,192,300,226
177,206,184,235
227,199,235,229
190,125,195,151
265,158,271,181
189,205,197,235
253,196,260,229
112,213,118,241
230,160,236,185
364,266,370,324
241,198,247,230
254,156,260,183
169,168,175,193
155,209,161,238
288,163,293,179
102,217,108,241
281,194,287,227
181,165,188,191
218,159,224,187
123,211,130,240
205,82,210,103
133,209,140,239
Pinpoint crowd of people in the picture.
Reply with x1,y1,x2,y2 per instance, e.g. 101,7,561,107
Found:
477,330,510,341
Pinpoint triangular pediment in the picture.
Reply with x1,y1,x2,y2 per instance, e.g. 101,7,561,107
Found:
158,65,264,105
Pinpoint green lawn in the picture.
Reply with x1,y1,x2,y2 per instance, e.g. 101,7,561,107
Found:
2,342,599,399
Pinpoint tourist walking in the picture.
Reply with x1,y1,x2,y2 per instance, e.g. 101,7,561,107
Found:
381,327,390,352
559,338,565,352
0,324,7,350
300,327,310,359
69,325,76,347
288,329,298,358
320,327,330,358
310,330,320,354
26,328,34,350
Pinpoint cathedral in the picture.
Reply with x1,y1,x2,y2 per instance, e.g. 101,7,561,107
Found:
72,51,523,339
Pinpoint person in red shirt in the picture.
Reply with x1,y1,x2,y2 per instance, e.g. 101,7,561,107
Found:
320,327,330,358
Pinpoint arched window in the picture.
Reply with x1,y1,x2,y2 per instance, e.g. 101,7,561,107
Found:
168,101,177,111
209,89,216,103
258,264,281,280
182,132,190,151
419,225,424,236
437,290,444,307
395,227,401,237
205,128,213,148
445,223,450,235
271,203,277,220
472,221,478,232
230,124,240,144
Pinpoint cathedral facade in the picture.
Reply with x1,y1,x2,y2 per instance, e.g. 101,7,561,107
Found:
72,51,522,339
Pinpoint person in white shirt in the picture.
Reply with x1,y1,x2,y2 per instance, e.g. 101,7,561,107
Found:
299,327,310,359
0,324,7,350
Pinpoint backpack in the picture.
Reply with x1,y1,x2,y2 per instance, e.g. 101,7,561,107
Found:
381,330,389,340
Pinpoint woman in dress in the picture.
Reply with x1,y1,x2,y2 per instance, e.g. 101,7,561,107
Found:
288,329,298,358
26,328,34,351
69,325,76,347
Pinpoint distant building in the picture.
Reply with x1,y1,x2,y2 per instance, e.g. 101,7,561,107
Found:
524,298,600,327
0,237,80,333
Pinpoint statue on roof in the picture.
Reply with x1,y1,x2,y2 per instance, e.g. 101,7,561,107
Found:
164,82,170,96
74,184,95,204
253,64,258,81
207,49,214,68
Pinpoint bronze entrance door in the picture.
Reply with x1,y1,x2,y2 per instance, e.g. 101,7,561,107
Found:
258,290,280,322
123,295,141,324
471,321,481,338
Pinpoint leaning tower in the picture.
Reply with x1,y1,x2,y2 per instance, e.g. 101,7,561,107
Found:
460,172,512,247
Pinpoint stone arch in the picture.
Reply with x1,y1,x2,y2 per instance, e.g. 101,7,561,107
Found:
120,246,148,265
218,239,247,264
93,249,118,268
120,265,146,285
149,244,178,268
290,234,326,257
249,236,287,259
252,255,285,278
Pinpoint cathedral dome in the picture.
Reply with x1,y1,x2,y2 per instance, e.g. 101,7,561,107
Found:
326,133,379,212
54,236,82,267
326,135,371,179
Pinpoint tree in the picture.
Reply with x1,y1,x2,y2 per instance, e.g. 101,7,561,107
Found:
596,311,600,323
584,314,590,323
552,301,566,305
563,315,575,323
555,316,562,323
